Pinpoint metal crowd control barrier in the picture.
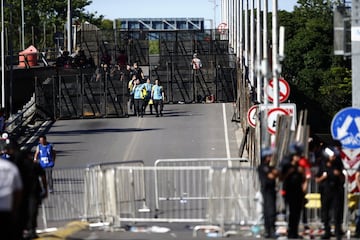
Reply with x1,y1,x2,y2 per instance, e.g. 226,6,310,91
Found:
40,160,360,236
154,158,249,212
41,158,263,233
84,161,147,226
207,167,260,231
40,167,86,224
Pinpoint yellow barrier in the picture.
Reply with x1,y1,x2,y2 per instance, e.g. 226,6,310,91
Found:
37,221,89,240
305,193,359,210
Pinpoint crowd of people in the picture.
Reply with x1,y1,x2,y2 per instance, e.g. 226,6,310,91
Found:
258,139,347,239
125,62,165,118
55,49,95,69
0,134,56,240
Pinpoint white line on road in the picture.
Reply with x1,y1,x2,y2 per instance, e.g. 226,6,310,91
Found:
222,103,231,159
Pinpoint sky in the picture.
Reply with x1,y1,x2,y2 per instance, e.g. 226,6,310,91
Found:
85,0,298,27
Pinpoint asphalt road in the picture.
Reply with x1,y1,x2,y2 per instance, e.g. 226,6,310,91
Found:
41,103,242,168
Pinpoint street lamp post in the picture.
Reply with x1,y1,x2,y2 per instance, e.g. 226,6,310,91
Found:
1,0,5,109
67,0,72,52
21,0,24,50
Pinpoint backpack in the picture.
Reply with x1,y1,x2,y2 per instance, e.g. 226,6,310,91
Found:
141,88,148,99
128,79,134,92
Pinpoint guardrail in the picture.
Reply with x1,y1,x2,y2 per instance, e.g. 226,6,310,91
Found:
5,93,36,134
2,93,53,151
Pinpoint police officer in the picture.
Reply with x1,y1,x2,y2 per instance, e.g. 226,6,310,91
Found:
315,146,344,240
280,143,306,239
258,147,278,238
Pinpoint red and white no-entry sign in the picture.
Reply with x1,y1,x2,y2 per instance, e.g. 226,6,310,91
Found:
217,22,228,35
267,107,290,134
247,105,258,128
267,77,290,103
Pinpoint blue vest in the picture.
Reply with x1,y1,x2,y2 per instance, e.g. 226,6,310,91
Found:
38,144,54,168
153,85,163,100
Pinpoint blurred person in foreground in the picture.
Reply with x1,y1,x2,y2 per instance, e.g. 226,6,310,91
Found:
315,146,344,240
280,142,306,239
257,147,278,239
2,139,47,239
0,139,22,240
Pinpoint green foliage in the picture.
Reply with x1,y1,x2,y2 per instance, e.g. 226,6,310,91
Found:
3,0,103,51
100,19,114,30
319,66,352,116
149,40,160,55
280,0,351,131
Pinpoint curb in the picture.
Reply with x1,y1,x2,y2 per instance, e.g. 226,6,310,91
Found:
37,221,89,240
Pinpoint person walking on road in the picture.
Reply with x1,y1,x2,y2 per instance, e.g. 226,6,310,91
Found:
34,135,56,193
131,79,146,117
151,79,165,117
258,147,278,239
143,78,154,115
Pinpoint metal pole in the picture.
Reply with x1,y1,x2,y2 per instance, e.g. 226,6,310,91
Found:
234,0,238,56
1,0,5,108
272,0,279,107
256,0,262,102
67,0,72,52
250,0,255,87
262,0,270,146
244,0,249,82
113,19,117,64
21,0,24,50
239,0,243,68
229,0,233,48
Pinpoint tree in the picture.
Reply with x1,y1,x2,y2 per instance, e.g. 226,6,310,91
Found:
3,0,103,51
280,0,351,132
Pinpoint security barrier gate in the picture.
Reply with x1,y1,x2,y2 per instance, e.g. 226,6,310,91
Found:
40,158,258,230
35,68,128,119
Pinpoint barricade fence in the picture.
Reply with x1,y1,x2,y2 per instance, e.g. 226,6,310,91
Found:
40,158,260,231
40,160,359,234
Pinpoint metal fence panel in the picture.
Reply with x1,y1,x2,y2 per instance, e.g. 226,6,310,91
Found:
41,159,262,232
41,168,85,222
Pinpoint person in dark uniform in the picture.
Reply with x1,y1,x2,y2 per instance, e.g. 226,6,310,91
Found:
280,143,306,239
315,146,344,240
258,147,278,238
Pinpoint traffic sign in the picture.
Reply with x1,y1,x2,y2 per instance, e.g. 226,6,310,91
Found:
267,107,290,135
217,22,228,35
247,105,258,128
267,77,290,103
331,107,360,149
259,103,297,134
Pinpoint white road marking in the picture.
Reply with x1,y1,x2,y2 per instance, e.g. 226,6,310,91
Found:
222,103,231,159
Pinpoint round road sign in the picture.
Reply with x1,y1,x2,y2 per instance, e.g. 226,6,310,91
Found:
247,105,258,128
217,22,228,35
331,107,360,149
267,77,290,103
267,107,290,135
